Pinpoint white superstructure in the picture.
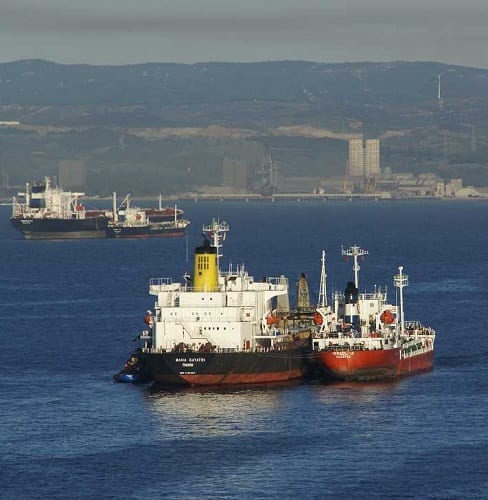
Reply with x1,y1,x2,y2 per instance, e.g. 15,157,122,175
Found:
312,245,435,354
142,220,293,354
12,177,91,220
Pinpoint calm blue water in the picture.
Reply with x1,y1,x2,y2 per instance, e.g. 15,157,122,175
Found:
1,199,487,499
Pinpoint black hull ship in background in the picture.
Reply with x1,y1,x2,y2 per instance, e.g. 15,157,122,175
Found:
106,193,189,239
10,178,109,239
10,178,190,239
114,219,313,386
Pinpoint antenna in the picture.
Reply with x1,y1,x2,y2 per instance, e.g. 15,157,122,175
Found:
393,266,409,335
182,226,190,285
202,218,230,271
185,229,189,264
342,244,368,289
318,250,328,307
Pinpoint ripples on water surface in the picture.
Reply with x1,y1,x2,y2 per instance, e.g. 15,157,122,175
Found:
1,200,487,499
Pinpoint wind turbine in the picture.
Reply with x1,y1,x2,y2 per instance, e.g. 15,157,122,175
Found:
434,73,443,104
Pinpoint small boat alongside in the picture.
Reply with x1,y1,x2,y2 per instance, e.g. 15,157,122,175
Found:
114,372,142,383
113,351,151,383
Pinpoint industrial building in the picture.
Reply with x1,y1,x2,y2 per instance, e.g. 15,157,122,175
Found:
348,139,381,189
222,159,248,191
58,160,86,190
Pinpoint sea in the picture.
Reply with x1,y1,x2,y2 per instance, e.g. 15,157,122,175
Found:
1,199,487,499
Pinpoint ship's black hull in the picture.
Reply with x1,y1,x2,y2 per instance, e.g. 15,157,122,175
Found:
138,349,307,386
10,217,109,239
10,216,187,240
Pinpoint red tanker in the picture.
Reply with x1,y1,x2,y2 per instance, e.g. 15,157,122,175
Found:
310,245,436,381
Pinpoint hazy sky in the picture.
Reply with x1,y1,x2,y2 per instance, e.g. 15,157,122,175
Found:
1,0,488,68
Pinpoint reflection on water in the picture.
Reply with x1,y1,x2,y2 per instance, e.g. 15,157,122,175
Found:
310,379,407,430
312,379,403,405
145,382,301,439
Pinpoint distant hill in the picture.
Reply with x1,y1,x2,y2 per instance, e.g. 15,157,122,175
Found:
0,59,487,193
1,59,488,107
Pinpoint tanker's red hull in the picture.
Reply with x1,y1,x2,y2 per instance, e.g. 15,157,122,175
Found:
397,350,434,376
314,348,433,381
176,369,304,386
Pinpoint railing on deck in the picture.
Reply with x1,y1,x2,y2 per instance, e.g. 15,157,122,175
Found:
150,277,174,287
404,321,435,336
142,342,298,355
333,291,388,302
149,275,288,292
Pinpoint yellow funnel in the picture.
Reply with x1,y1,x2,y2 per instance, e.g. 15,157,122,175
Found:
193,238,218,292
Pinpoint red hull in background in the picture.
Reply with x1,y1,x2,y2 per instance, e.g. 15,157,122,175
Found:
397,349,434,376
314,347,433,381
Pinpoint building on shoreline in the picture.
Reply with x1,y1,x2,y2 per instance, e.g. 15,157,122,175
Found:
349,139,381,177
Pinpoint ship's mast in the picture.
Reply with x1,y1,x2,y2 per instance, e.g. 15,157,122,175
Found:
25,181,31,209
112,192,118,222
342,244,368,288
202,218,229,271
318,249,328,307
394,266,409,335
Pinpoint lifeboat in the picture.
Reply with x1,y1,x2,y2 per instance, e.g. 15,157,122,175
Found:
144,312,153,325
313,312,323,325
266,314,280,326
380,310,395,324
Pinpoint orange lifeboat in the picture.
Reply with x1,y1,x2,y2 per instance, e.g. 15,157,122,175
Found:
380,310,395,324
144,312,153,325
313,312,323,325
266,314,280,326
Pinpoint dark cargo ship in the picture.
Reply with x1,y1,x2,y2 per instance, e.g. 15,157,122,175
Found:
10,178,110,239
115,219,312,386
106,193,190,239
10,180,190,240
